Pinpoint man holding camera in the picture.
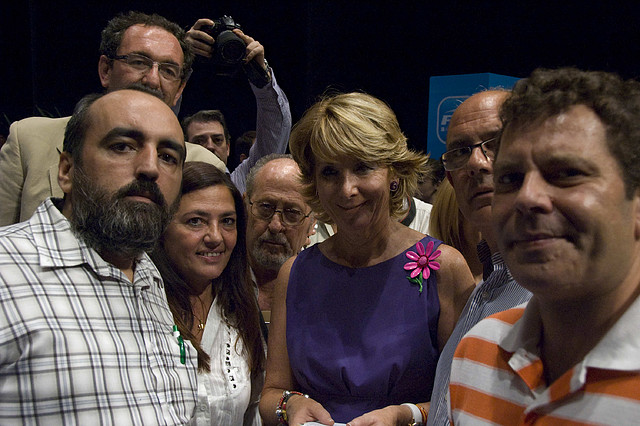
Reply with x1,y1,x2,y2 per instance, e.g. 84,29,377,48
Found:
183,18,291,193
0,11,225,226
0,11,290,224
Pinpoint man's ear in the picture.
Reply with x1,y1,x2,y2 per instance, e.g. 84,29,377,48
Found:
58,152,74,195
304,215,317,248
171,81,187,107
243,192,252,211
308,216,317,236
98,55,112,89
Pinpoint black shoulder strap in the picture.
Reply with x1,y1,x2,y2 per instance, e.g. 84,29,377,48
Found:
400,197,417,226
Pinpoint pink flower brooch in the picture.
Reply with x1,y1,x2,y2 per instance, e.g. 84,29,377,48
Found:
404,240,441,294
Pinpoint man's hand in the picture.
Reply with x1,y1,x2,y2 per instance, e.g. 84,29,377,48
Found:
185,18,216,58
234,29,267,70
185,19,267,71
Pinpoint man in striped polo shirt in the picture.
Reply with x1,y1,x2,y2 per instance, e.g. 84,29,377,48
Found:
449,67,640,424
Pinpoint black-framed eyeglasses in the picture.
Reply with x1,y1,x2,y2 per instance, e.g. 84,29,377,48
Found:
110,53,183,82
249,200,312,226
441,137,498,171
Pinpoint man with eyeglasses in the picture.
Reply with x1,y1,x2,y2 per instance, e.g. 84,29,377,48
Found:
426,90,531,425
244,154,316,316
98,12,191,109
0,11,239,225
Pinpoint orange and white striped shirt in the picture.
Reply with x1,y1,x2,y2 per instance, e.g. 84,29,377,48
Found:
448,297,640,425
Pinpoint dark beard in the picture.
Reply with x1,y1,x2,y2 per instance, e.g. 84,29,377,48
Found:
70,166,178,259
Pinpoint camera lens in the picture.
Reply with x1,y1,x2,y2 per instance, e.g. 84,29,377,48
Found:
217,31,246,63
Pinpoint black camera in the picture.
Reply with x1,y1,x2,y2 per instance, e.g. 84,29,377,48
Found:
201,15,270,88
202,15,246,68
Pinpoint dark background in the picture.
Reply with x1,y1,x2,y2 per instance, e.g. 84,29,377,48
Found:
2,1,640,155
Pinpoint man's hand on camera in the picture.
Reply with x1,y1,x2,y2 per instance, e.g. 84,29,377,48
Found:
186,18,215,58
186,19,267,72
234,29,267,71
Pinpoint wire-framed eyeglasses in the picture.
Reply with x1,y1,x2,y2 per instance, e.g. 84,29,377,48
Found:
249,201,312,226
441,137,498,171
110,53,184,82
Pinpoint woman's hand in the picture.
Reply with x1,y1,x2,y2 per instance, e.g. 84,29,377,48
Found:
346,404,412,426
285,394,334,426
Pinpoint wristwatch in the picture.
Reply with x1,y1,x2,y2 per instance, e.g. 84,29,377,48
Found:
244,57,271,88
263,58,273,82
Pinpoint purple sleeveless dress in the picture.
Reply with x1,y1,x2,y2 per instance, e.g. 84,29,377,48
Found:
286,236,441,423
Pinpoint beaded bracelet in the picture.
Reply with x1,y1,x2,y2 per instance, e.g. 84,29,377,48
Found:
417,404,428,424
276,390,309,425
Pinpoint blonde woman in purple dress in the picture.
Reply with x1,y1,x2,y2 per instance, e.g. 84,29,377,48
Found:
260,93,474,426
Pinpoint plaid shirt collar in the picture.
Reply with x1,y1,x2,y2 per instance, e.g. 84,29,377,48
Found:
31,198,161,289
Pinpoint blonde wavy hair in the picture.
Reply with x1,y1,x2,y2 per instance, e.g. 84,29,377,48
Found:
289,92,429,224
428,179,480,259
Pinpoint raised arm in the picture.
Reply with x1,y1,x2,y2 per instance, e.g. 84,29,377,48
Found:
185,18,292,193
230,29,291,193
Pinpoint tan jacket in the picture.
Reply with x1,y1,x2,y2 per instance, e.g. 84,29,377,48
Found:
0,116,225,226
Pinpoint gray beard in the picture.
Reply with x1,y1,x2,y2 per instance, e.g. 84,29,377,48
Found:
70,166,177,259
250,232,293,272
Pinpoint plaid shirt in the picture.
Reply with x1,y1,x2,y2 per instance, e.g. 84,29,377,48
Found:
0,198,197,425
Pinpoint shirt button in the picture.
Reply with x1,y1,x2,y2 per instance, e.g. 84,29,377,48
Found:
481,291,490,301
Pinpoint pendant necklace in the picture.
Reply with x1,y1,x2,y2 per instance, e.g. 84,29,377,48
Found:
194,314,206,331
193,294,211,332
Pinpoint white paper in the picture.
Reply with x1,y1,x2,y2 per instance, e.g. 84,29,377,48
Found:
303,423,347,426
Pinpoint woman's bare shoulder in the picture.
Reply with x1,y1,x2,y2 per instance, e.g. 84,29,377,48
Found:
435,243,475,291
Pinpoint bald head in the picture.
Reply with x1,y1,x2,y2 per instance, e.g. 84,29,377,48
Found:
60,89,185,201
63,88,184,165
86,89,184,159
446,91,509,148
